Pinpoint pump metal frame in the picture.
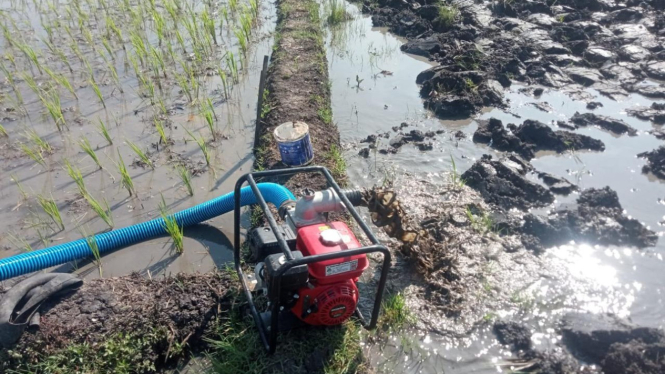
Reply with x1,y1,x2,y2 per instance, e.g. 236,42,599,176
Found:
233,166,391,354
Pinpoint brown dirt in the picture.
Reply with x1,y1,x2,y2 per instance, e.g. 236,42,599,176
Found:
1,272,234,372
256,0,344,191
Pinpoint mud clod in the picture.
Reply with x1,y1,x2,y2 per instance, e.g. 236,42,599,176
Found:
473,118,605,160
561,312,665,363
520,186,658,251
570,112,638,136
493,321,532,352
602,340,665,374
462,154,554,211
627,103,665,124
538,172,578,195
513,120,605,154
637,146,665,179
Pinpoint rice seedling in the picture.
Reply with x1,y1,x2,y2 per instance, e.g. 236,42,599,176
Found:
325,0,349,25
201,9,217,45
218,68,229,98
20,144,47,167
10,174,28,200
449,154,465,189
39,92,67,131
185,128,211,166
229,0,238,12
79,136,103,169
106,60,123,93
154,119,168,146
116,150,135,196
37,194,64,231
83,193,114,228
102,38,114,59
7,233,33,252
106,16,124,45
175,71,193,103
45,69,78,99
202,100,216,141
126,139,154,169
0,124,7,138
81,228,103,277
249,0,259,17
22,73,41,96
64,159,87,195
176,165,193,196
221,6,229,24
150,46,167,79
227,52,239,82
239,11,253,40
159,195,184,253
234,28,248,54
18,43,43,75
97,119,113,145
1,61,23,105
89,79,106,108
24,129,52,153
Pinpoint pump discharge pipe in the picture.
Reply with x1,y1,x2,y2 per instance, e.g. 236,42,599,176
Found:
0,183,295,281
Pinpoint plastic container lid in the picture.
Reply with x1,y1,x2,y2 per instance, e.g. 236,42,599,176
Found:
274,121,309,142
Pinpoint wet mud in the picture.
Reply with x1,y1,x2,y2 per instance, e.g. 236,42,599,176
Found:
358,0,664,117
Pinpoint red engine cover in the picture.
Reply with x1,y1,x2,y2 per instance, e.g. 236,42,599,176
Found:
292,280,358,325
296,221,368,285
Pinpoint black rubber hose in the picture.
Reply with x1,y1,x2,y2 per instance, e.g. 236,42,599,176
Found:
340,189,363,207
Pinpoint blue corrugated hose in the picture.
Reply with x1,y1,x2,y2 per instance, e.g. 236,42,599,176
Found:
0,183,295,281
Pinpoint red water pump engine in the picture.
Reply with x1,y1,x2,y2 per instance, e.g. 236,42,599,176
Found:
250,192,368,326
237,167,390,353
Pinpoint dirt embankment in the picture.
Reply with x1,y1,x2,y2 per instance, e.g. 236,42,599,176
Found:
1,273,234,373
256,0,345,190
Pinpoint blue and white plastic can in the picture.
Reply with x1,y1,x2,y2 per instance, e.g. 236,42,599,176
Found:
273,121,314,166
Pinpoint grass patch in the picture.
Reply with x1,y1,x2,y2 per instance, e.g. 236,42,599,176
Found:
379,292,414,331
465,207,496,235
0,124,7,137
7,330,166,374
325,144,347,183
207,306,367,374
318,106,333,125
435,4,459,28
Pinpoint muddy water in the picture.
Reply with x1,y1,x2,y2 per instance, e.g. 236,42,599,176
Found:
0,0,276,282
325,2,664,373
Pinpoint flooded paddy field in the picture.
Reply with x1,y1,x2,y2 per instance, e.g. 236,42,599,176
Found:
0,0,275,280
324,0,665,372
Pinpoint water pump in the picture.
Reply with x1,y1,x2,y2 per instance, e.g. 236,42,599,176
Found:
233,167,391,353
